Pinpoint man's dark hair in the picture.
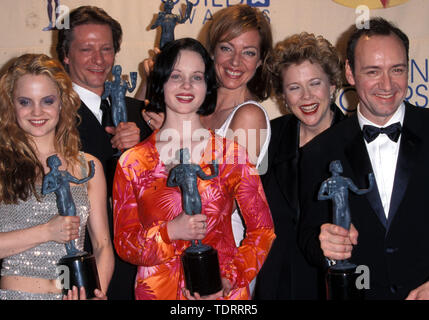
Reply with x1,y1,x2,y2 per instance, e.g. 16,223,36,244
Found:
56,6,122,68
346,17,409,73
145,37,217,116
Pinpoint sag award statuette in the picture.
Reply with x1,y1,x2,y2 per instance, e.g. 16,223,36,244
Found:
150,0,194,49
102,65,137,128
318,160,374,300
167,148,223,296
42,154,101,299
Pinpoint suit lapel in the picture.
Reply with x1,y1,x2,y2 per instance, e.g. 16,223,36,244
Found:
344,117,387,229
78,101,103,130
77,101,114,163
272,117,300,218
387,105,422,231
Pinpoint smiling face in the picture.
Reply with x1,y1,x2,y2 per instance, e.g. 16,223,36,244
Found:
282,60,335,130
64,24,115,96
163,49,207,116
13,74,61,142
213,29,262,93
345,34,408,125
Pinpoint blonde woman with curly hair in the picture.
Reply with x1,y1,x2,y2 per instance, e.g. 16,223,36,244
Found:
0,54,113,300
255,32,346,300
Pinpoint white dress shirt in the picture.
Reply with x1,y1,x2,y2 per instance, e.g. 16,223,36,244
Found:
357,103,405,217
72,83,104,124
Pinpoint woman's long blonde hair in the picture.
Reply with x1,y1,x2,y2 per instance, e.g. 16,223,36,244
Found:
0,54,81,204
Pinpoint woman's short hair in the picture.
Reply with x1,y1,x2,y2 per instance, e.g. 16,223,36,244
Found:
56,6,122,68
145,38,217,116
269,32,343,98
0,53,81,203
205,4,273,101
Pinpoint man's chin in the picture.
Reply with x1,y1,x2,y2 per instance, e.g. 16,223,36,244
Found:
78,82,106,95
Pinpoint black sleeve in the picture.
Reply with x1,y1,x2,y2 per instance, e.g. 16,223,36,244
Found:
125,97,153,141
297,142,331,270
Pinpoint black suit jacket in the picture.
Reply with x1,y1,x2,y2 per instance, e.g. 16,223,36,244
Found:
78,96,152,300
254,104,345,300
78,97,152,191
298,102,429,299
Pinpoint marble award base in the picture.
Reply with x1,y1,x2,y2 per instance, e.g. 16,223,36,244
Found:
58,251,101,299
181,242,222,296
326,261,363,300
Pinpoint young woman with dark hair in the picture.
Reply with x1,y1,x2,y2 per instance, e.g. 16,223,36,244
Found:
113,38,275,300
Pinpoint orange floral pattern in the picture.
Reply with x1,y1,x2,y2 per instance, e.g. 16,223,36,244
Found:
113,131,275,300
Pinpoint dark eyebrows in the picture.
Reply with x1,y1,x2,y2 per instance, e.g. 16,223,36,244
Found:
361,63,408,71
218,40,258,50
391,63,408,69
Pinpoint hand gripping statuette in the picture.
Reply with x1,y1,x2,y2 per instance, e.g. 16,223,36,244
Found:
318,160,374,300
42,154,100,298
167,148,222,296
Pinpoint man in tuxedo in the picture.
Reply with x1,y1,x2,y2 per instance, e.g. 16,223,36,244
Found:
298,17,429,299
56,6,151,299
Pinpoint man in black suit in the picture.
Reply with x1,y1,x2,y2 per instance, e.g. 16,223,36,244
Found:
56,6,151,299
298,17,429,299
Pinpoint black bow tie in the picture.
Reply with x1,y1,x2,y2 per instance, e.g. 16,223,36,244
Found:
362,122,402,143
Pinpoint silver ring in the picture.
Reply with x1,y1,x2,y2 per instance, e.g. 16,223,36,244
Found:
147,118,152,126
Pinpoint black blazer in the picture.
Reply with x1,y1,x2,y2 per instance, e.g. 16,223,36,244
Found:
78,96,152,191
254,104,345,300
298,102,429,299
77,96,152,300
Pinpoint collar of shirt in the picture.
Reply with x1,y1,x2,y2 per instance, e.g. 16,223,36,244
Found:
357,102,405,132
72,83,104,124
356,102,405,217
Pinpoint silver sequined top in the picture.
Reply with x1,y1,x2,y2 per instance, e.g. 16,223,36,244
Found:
0,157,90,280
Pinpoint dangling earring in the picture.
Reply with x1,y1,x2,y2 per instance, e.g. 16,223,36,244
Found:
284,101,291,114
330,92,335,105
